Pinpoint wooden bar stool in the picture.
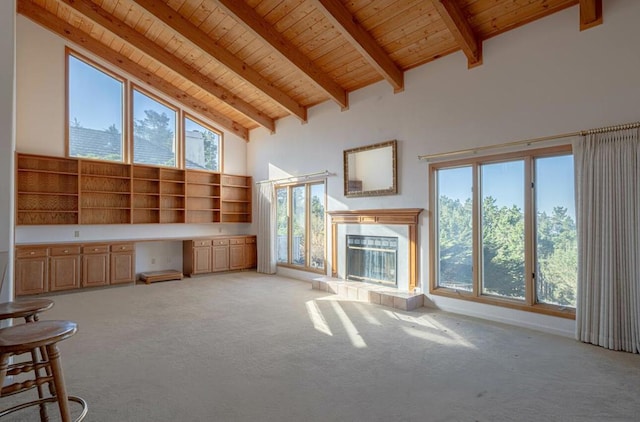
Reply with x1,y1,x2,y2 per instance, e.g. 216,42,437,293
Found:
0,298,54,323
0,320,87,422
0,298,55,420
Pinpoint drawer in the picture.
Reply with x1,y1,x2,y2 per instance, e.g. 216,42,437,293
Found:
111,243,134,252
83,245,109,254
16,247,48,258
245,236,256,244
193,240,212,247
50,246,81,256
212,239,229,246
229,238,244,245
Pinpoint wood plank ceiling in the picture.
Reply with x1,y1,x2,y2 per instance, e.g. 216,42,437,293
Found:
17,0,603,141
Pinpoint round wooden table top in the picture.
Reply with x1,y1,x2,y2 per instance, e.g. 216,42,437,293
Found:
0,320,77,352
0,299,54,321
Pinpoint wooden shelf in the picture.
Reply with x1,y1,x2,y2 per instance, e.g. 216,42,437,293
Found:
16,154,251,225
221,174,252,223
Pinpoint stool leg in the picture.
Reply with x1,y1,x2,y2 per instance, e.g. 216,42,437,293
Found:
0,353,9,396
45,344,71,422
30,348,50,422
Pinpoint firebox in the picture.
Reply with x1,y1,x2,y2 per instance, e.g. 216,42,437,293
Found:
346,235,398,286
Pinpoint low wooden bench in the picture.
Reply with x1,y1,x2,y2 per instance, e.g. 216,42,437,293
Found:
139,270,184,284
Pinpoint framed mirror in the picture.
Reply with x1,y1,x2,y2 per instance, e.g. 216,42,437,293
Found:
344,140,397,197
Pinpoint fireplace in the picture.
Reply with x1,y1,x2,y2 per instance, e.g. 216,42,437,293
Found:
328,209,423,291
346,235,398,286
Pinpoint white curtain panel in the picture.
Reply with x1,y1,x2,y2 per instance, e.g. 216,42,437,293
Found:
256,182,277,274
573,128,640,353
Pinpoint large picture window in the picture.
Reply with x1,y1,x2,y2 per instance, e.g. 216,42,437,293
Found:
67,52,124,162
132,88,178,167
184,115,221,172
431,146,577,317
66,50,223,171
276,181,326,272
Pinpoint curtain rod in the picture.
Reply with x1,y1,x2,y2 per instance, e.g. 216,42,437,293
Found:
256,170,331,185
417,121,640,162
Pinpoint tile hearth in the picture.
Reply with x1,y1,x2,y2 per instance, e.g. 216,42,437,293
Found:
312,277,424,311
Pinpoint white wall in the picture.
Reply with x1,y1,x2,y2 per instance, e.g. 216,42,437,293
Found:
247,1,640,337
14,16,250,272
0,1,16,301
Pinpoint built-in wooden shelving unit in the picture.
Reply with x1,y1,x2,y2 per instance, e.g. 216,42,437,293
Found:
16,153,252,225
186,170,221,223
16,154,79,225
132,165,161,224
221,174,252,223
80,160,131,224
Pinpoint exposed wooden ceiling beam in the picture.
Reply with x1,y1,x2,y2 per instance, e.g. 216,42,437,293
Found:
579,0,603,31
213,0,348,109
57,0,274,133
311,0,404,92
131,0,307,123
17,0,249,141
433,0,482,69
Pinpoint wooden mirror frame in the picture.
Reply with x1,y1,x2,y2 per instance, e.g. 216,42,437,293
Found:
343,140,397,197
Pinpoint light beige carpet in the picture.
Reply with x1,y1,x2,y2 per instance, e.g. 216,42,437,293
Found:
3,272,640,421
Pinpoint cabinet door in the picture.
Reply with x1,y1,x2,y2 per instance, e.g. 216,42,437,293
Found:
50,255,81,291
212,246,229,272
193,246,212,274
15,257,48,295
244,242,257,269
111,252,135,284
229,244,245,270
82,253,109,287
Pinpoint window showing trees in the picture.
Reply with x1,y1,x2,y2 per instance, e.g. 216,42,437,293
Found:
66,50,223,171
184,115,221,172
431,147,577,315
132,88,178,167
276,182,325,272
67,52,124,162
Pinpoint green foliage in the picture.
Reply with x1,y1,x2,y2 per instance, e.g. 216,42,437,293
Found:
134,110,174,150
438,195,577,306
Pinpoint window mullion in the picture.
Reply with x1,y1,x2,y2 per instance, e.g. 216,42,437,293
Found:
524,156,535,306
472,163,480,297
287,186,293,265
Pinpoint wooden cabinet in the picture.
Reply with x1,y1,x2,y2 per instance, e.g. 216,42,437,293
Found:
244,237,257,269
229,238,245,270
15,247,49,295
16,153,252,226
82,245,110,287
212,239,230,272
183,240,212,275
110,243,136,284
15,242,136,295
49,246,81,292
183,236,256,276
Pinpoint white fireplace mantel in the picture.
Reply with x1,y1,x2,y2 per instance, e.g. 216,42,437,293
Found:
327,208,423,291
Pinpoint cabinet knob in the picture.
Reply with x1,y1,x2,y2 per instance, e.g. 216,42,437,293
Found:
120,247,125,250
29,251,35,255
94,248,99,252
64,249,69,253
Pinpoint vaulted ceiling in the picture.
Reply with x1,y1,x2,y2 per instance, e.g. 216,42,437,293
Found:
17,0,603,141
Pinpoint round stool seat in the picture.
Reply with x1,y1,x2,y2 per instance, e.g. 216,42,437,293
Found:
0,321,77,354
0,299,54,321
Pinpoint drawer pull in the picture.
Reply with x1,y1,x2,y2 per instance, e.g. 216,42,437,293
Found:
29,251,35,255
120,247,126,250
94,248,99,252
64,249,69,253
